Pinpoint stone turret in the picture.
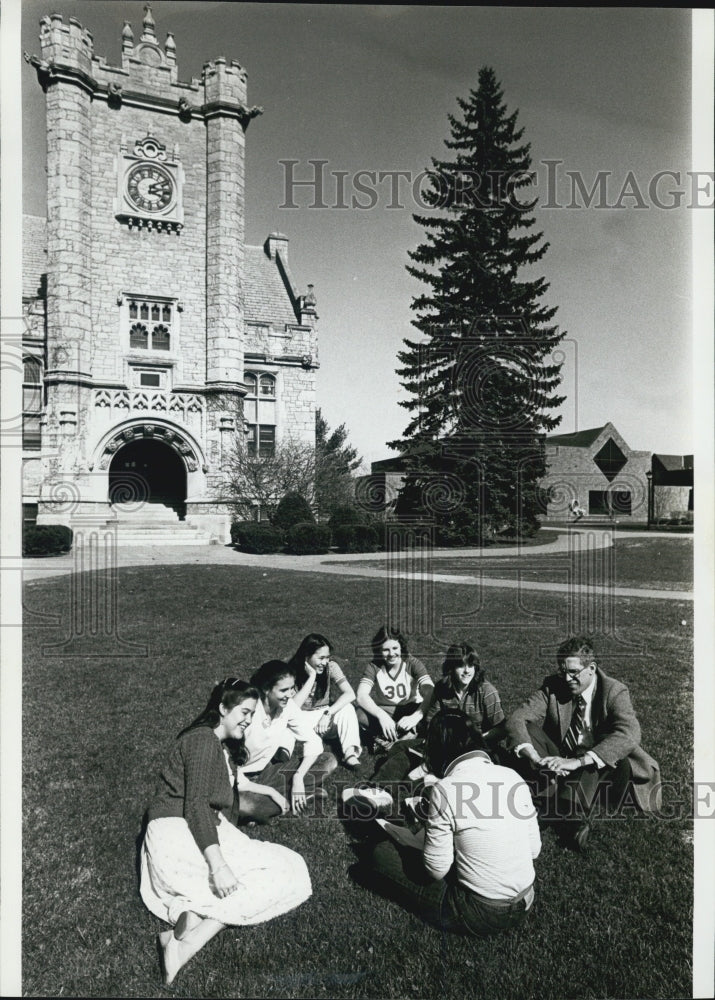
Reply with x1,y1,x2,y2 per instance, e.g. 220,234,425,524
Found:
39,12,95,76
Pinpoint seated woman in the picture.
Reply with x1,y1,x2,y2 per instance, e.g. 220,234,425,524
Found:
277,633,362,769
140,678,312,986
355,624,434,750
373,641,506,783
241,659,338,814
351,709,541,937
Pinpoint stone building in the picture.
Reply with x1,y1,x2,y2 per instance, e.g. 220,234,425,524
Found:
23,5,318,542
539,423,650,522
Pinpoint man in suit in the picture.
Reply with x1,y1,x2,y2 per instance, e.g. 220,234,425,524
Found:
504,635,661,851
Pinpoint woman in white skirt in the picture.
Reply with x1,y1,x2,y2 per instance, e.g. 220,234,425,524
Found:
140,678,312,986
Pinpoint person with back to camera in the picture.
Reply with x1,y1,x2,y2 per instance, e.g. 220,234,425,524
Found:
274,633,362,770
371,641,506,784
350,709,541,936
240,659,338,814
140,679,312,987
504,634,662,851
355,624,434,751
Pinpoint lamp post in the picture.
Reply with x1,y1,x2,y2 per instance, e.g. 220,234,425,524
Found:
645,469,653,529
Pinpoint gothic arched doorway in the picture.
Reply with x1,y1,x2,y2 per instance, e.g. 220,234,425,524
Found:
108,438,187,518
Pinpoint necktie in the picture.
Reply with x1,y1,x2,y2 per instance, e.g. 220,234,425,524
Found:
563,695,586,756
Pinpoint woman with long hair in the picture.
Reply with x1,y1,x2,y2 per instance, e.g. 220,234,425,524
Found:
277,633,361,768
355,624,434,750
371,641,505,784
140,679,311,986
241,659,338,814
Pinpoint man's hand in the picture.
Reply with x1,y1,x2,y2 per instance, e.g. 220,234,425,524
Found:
540,755,583,776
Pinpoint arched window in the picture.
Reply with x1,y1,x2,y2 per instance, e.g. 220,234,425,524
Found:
152,324,170,351
130,323,149,349
124,296,176,352
23,356,42,450
244,370,277,457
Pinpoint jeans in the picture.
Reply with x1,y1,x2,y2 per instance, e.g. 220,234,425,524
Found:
352,839,533,937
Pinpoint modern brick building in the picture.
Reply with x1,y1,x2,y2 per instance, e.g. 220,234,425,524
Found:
366,422,693,527
23,5,318,542
540,422,651,522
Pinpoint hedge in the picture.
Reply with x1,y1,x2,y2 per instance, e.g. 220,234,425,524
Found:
231,522,285,554
273,492,315,532
284,521,331,555
333,522,379,553
327,505,366,530
22,524,73,556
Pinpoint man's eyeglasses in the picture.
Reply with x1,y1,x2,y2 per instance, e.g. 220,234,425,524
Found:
559,663,590,680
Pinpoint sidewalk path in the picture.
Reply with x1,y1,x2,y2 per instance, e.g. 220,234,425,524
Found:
18,527,692,601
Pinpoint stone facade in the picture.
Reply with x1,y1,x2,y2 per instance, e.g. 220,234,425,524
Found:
541,422,651,523
23,5,318,541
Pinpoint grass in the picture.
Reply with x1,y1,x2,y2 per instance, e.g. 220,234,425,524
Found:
344,536,693,592
22,564,693,998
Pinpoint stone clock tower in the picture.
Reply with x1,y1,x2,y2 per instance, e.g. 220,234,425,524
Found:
24,5,318,541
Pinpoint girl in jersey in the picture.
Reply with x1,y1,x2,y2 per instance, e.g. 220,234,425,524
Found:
356,624,434,750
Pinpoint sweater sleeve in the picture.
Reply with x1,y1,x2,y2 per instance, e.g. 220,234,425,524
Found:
480,681,505,728
181,731,225,853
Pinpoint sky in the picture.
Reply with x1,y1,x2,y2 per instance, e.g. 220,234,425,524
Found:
20,2,695,467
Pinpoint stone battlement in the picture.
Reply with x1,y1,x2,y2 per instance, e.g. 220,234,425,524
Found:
202,58,248,105
34,5,252,107
39,13,94,74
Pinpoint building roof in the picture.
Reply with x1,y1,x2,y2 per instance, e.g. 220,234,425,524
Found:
22,215,300,327
546,426,607,447
652,453,693,471
243,244,300,326
23,215,47,300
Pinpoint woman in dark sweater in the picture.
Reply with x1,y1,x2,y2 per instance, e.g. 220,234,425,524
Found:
140,679,312,986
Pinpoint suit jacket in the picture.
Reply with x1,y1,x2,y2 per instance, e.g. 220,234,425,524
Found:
505,668,661,812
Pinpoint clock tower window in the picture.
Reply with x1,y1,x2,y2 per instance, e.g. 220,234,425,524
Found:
123,295,177,354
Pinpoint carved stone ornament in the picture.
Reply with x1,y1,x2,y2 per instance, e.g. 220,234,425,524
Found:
133,135,167,161
301,354,313,369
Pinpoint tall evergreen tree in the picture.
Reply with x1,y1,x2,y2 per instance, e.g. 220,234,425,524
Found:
314,407,363,518
390,67,565,543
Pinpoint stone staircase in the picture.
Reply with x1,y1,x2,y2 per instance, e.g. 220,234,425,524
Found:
98,502,214,545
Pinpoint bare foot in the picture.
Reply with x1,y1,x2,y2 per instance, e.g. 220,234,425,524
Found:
174,910,202,940
158,930,182,986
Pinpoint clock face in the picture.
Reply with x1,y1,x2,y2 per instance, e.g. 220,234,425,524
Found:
125,163,175,214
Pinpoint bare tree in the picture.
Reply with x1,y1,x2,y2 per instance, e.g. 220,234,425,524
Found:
224,437,315,522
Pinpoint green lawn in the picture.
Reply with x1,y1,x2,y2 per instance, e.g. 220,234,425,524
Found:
22,565,693,999
346,536,693,591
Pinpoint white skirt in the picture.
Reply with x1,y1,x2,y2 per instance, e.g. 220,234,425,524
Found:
140,813,312,926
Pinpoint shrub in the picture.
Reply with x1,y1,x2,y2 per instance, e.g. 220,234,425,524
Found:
285,521,331,555
22,524,73,556
273,492,315,531
333,523,379,553
231,522,285,554
327,505,366,530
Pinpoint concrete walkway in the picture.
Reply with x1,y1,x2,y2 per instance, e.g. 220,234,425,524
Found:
18,526,692,601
